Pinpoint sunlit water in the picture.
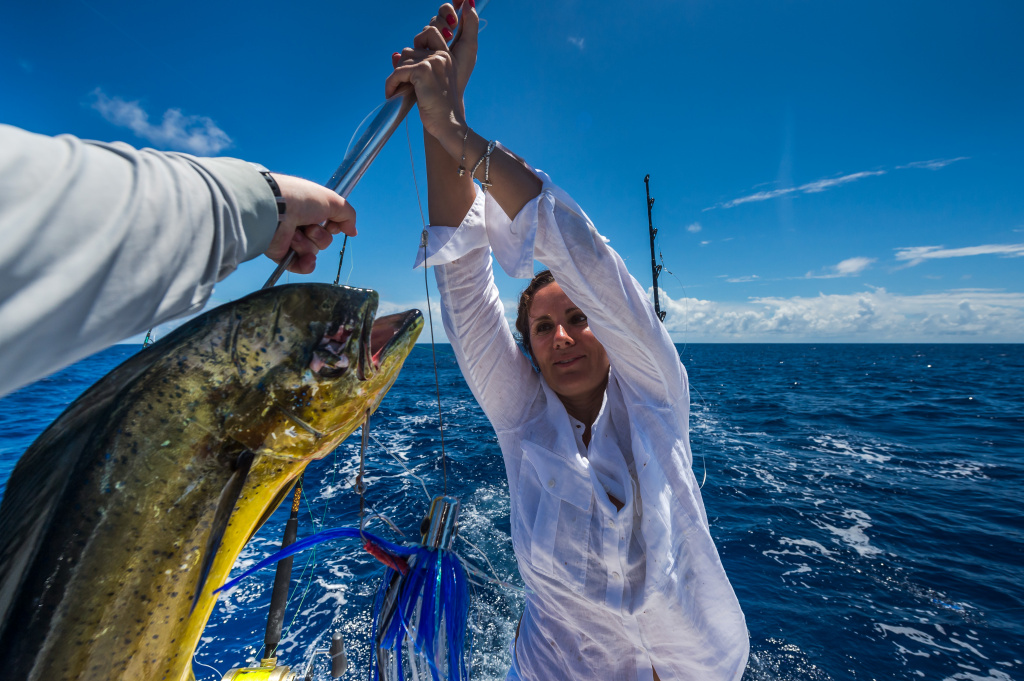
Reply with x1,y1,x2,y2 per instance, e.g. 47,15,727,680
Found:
1,343,1021,680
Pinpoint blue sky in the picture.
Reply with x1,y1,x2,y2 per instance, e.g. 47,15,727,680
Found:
3,0,1022,342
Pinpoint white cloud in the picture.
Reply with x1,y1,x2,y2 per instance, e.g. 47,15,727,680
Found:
894,243,1024,267
896,157,969,170
687,222,702,233
714,170,886,209
725,275,760,283
805,256,876,279
568,36,585,50
712,156,967,210
90,88,232,155
654,287,1024,342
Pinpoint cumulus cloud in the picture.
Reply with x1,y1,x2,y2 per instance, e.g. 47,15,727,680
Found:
894,243,1024,267
568,36,585,50
805,256,876,279
687,222,702,233
89,88,232,155
654,287,1024,342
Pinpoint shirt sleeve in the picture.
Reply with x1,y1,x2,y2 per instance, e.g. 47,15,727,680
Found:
488,167,686,407
0,124,279,397
415,186,540,431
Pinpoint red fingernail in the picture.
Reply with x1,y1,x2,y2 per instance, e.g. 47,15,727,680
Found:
446,13,456,26
442,27,453,39
392,52,401,59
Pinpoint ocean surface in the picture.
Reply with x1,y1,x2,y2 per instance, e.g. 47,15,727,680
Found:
1,343,1021,681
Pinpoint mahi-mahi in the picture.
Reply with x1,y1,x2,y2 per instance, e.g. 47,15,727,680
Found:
0,283,422,680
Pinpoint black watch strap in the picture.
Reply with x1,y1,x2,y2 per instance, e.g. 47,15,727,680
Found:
251,163,286,224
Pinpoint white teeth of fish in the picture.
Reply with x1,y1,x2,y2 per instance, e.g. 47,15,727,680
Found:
325,341,346,356
331,355,349,369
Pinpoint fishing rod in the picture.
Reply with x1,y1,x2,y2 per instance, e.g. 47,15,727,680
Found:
263,0,490,290
644,174,667,323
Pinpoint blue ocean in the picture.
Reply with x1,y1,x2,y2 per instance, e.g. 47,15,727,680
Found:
1,343,1021,681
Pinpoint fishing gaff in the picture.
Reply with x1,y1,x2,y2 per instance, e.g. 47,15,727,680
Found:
262,0,490,289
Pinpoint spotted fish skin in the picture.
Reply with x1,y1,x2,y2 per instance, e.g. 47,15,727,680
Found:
0,283,422,681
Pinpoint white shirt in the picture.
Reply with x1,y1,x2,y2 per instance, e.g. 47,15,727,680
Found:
0,124,279,397
417,172,749,681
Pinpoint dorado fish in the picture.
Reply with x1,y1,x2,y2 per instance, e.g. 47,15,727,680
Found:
0,283,422,680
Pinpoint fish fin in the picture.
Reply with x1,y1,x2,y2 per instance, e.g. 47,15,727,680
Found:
0,349,160,643
191,449,255,613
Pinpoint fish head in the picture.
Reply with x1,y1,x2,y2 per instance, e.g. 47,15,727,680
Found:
212,283,423,459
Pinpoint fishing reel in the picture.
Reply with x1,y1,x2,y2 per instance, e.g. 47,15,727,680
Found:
221,631,348,681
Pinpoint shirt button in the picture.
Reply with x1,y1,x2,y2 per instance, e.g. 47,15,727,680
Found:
612,571,621,579
547,478,556,488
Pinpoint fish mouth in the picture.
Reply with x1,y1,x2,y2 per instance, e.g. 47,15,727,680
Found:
365,309,423,378
310,309,422,381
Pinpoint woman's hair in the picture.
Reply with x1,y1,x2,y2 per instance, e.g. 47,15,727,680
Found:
514,269,556,358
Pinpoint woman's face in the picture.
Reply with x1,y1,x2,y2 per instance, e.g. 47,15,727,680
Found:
528,282,610,402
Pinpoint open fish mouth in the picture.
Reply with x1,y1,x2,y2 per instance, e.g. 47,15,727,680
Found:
310,309,422,380
366,310,423,378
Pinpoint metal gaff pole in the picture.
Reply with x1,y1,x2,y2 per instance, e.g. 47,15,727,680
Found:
262,90,416,289
262,0,491,290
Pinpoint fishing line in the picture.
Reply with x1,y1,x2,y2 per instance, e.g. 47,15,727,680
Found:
406,117,449,495
280,546,320,646
645,221,708,487
333,235,349,286
656,251,707,488
457,535,524,593
191,644,223,680
358,410,371,540
369,432,433,502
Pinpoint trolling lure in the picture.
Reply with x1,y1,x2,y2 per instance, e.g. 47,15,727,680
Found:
372,496,467,681
215,496,470,681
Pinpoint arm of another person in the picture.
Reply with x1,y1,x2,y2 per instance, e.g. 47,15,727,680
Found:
0,124,355,397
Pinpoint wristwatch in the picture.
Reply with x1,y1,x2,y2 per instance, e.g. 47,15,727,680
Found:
251,163,286,224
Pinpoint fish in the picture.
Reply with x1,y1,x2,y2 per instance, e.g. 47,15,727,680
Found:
0,282,422,680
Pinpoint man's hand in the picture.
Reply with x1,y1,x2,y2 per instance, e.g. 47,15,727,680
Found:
264,174,357,275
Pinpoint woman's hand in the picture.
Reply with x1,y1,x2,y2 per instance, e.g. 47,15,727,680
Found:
385,1,479,155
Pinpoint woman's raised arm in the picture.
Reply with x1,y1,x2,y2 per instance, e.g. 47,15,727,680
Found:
386,1,541,226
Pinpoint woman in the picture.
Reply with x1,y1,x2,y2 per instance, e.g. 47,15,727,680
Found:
387,4,749,679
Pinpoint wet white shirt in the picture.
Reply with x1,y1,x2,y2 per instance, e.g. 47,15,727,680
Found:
417,171,749,680
0,124,278,397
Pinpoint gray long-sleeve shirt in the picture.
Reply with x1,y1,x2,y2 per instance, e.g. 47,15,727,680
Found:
0,123,279,397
